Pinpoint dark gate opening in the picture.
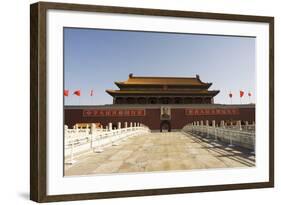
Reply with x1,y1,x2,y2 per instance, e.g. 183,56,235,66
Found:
160,120,171,132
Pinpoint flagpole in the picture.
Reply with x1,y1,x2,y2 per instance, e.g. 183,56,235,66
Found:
240,89,243,104
73,90,81,106
229,90,230,104
229,90,232,104
75,92,79,106
90,89,94,105
239,88,242,104
230,90,232,104
75,92,77,106
239,89,242,104
78,95,80,106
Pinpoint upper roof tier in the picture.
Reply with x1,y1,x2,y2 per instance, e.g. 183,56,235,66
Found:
115,74,212,89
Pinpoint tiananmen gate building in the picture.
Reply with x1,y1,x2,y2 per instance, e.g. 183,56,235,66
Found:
64,74,255,131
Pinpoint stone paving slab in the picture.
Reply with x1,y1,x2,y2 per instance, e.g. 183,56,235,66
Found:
64,132,255,176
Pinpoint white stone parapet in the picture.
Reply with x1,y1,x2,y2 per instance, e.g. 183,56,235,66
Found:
182,121,255,150
64,122,150,164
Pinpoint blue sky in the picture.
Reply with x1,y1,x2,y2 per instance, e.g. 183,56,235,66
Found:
64,28,256,105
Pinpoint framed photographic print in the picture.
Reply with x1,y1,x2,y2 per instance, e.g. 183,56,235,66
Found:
30,1,274,202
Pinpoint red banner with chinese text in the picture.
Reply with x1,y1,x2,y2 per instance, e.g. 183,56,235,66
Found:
83,109,146,117
185,108,240,116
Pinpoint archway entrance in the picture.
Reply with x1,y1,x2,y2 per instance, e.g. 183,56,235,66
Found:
160,120,171,132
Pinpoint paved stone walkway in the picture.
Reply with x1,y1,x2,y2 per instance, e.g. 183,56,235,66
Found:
64,132,255,176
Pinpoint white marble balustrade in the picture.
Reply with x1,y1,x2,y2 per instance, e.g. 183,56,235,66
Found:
182,120,255,151
64,122,150,164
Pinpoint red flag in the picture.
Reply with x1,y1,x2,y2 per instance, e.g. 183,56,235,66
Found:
240,90,244,98
73,90,81,96
248,92,252,97
90,89,94,96
229,92,233,98
64,90,69,96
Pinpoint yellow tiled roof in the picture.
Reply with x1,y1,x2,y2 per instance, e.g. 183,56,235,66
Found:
115,74,210,86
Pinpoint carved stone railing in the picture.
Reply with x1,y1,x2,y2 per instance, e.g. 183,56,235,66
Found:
64,122,150,164
182,120,255,151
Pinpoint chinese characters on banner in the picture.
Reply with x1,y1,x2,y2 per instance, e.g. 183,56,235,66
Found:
83,109,146,117
185,108,240,116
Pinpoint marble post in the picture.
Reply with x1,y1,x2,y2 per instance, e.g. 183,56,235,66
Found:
212,120,216,128
108,123,112,131
237,120,242,130
90,123,96,134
